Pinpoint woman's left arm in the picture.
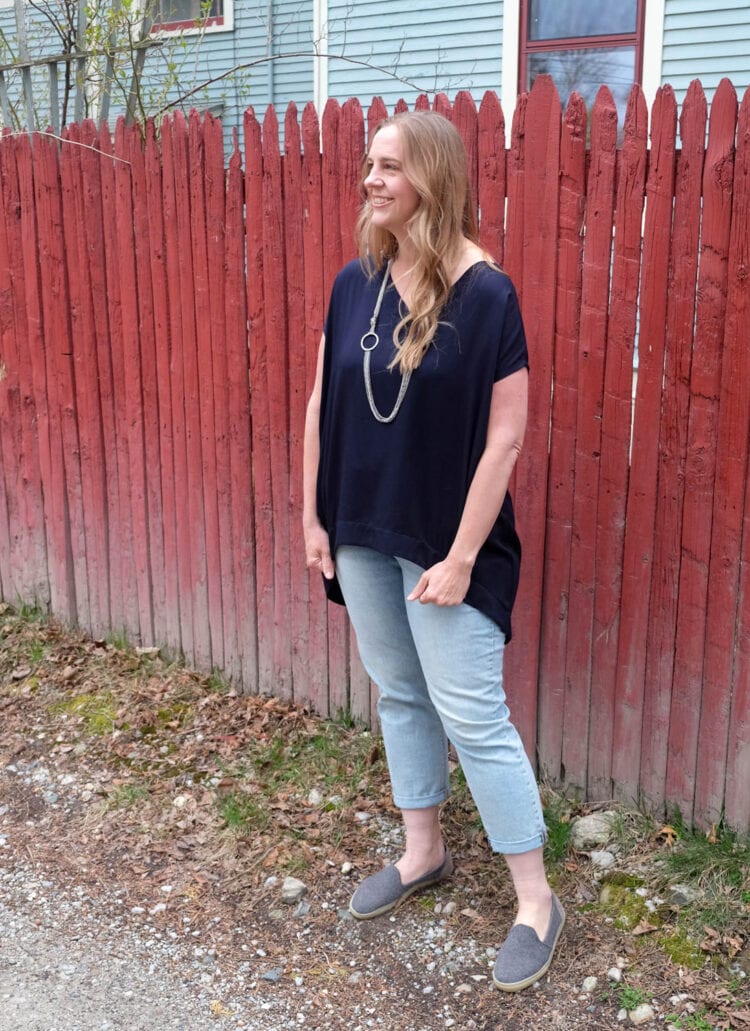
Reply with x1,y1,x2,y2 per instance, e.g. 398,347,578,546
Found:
407,366,528,606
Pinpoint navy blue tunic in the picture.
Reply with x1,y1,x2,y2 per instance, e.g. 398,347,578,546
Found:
317,258,528,641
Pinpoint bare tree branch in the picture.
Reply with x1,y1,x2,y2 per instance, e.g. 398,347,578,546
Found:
158,48,439,116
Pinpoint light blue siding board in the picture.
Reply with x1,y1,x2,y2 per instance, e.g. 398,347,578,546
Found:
269,0,314,106
664,39,750,59
666,24,750,44
662,0,750,106
664,0,750,17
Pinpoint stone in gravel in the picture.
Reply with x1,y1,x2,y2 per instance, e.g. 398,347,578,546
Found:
337,908,353,920
443,902,457,916
617,1010,628,1022
629,1003,656,1025
341,861,353,874
581,976,598,993
570,811,619,849
589,850,616,870
668,883,702,907
607,967,622,982
261,968,283,982
307,788,323,806
281,877,307,905
293,900,311,918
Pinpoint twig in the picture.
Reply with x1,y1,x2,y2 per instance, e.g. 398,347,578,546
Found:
158,49,435,115
1,128,131,163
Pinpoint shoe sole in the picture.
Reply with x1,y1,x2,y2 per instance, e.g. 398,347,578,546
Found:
492,907,566,992
349,873,447,920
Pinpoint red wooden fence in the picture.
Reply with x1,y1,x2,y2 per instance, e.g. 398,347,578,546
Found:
0,77,748,832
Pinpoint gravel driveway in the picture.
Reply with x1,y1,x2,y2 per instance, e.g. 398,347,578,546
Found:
1,869,297,1031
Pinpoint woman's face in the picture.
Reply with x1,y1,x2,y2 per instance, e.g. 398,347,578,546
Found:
363,125,421,239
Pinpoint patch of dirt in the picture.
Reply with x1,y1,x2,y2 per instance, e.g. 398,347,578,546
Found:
1,606,748,1030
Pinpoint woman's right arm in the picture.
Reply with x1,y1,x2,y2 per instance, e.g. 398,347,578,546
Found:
303,334,335,579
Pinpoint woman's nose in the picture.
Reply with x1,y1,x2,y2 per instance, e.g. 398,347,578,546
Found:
364,167,381,188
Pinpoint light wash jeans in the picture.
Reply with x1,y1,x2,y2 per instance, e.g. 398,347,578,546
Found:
335,545,547,854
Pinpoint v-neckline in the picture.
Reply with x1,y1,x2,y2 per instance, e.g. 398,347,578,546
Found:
388,259,487,306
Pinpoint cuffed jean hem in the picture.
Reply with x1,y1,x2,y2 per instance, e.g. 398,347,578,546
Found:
487,829,548,855
392,790,450,810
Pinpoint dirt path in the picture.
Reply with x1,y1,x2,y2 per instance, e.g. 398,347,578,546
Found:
1,608,747,1030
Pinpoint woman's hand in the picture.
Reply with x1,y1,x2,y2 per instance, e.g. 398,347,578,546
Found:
407,556,472,606
304,521,335,580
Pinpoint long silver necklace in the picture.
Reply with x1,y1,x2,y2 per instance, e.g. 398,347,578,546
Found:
360,261,412,424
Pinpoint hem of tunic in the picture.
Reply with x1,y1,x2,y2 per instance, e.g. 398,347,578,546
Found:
322,521,514,643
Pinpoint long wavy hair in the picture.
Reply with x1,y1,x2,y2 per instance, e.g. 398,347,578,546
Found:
356,110,482,373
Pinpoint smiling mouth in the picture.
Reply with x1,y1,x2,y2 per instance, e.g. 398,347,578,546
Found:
369,197,392,206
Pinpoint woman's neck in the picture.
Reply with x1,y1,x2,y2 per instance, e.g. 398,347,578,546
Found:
391,236,484,286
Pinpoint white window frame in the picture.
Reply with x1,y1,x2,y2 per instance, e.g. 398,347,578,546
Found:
502,0,665,141
150,0,234,38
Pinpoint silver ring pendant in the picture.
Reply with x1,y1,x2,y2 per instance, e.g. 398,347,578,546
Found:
359,260,412,424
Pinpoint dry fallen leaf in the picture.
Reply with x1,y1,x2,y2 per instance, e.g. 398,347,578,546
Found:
632,919,659,935
656,825,678,847
209,1000,233,1017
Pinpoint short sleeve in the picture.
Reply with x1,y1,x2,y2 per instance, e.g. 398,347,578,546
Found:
494,279,529,382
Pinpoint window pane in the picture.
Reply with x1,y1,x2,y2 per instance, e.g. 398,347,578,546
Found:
529,0,637,41
528,46,636,121
157,0,220,23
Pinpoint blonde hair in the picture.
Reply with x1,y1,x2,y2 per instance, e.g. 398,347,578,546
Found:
356,110,481,373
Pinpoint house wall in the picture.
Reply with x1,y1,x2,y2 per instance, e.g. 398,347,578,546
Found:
2,1,748,136
324,0,503,111
144,2,314,146
661,0,750,105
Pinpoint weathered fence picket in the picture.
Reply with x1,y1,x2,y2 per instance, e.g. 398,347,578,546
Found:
0,78,748,831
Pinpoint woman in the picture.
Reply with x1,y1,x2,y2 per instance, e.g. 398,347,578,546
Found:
302,110,564,993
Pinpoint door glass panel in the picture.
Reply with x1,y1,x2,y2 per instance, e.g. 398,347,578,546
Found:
528,1,638,41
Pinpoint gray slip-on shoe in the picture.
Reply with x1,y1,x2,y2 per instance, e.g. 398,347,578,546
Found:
492,892,565,992
349,850,453,920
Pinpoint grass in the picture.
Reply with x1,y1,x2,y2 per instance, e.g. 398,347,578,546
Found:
618,984,649,1010
218,790,270,833
106,783,150,809
28,640,46,664
542,791,574,863
49,691,119,735
665,1013,715,1030
657,812,750,936
15,601,47,623
248,725,383,800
